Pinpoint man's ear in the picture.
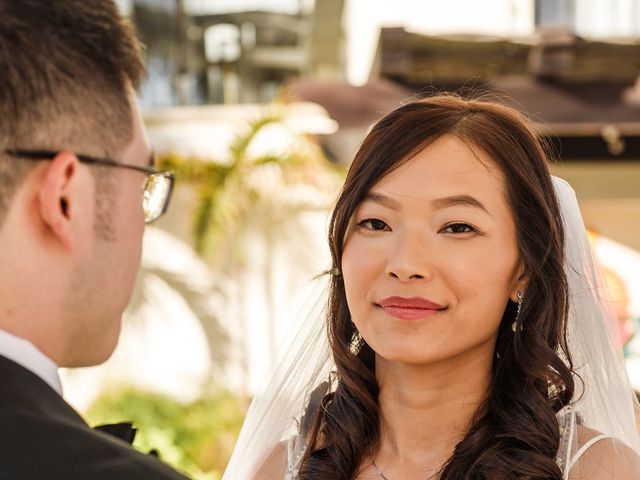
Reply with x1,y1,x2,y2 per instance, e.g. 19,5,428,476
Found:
37,151,84,250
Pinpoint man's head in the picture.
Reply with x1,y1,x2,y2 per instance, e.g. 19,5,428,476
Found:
0,0,155,367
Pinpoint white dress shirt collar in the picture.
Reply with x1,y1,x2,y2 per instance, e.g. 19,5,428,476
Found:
0,329,63,395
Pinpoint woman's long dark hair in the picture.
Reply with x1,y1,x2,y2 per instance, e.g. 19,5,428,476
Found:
298,94,575,479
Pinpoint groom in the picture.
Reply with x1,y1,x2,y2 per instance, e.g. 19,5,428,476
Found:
0,1,188,479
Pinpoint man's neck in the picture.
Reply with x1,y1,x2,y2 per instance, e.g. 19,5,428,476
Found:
0,288,66,365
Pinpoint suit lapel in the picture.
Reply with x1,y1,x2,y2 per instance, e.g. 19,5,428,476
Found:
0,354,87,427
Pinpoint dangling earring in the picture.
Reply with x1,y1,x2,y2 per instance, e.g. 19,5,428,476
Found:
511,290,524,332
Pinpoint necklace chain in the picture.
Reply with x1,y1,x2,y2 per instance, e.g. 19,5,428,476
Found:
371,459,391,480
370,454,439,480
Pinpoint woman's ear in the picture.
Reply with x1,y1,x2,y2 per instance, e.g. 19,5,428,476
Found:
511,260,529,302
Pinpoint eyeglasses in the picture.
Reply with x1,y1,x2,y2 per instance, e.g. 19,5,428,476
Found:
4,149,175,224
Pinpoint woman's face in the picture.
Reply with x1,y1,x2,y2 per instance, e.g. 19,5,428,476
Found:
341,134,526,365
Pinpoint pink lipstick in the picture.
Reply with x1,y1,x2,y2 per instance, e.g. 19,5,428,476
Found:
378,296,445,320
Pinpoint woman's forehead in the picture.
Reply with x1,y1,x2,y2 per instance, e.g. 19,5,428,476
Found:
364,135,509,212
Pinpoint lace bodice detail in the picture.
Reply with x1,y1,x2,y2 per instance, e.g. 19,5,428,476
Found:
285,434,306,480
556,405,580,477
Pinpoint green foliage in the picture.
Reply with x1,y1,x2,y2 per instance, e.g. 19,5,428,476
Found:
158,152,231,184
85,387,248,480
156,113,344,267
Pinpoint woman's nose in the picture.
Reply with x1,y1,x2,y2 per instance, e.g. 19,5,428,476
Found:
385,233,434,282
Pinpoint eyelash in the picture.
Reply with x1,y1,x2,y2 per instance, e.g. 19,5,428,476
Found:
357,218,390,231
356,218,478,235
442,223,477,234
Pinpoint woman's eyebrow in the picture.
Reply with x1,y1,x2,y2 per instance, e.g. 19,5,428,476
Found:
363,192,491,217
362,192,402,210
432,195,491,217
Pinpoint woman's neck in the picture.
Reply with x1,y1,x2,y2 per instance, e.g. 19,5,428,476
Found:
373,343,494,475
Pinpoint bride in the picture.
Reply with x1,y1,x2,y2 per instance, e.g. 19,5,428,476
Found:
224,95,640,479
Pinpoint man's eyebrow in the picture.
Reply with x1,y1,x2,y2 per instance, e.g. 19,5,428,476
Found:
432,195,491,215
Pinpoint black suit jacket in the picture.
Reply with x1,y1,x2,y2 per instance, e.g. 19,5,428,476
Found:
0,355,190,479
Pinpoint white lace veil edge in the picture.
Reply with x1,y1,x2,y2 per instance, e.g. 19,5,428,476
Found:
222,277,333,479
553,177,640,466
223,176,640,480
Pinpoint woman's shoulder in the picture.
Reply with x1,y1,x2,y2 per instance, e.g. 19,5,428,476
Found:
252,440,289,480
568,425,640,480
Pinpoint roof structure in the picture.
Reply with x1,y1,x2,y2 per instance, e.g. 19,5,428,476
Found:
288,27,640,164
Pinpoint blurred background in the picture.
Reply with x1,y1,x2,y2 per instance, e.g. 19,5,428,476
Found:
60,0,640,477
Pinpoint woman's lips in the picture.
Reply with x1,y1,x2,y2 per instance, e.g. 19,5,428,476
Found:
378,296,446,320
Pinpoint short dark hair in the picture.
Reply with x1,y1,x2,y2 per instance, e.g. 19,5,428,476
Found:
0,0,145,225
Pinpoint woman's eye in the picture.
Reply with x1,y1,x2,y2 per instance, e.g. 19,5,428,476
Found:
442,223,476,234
357,218,390,231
